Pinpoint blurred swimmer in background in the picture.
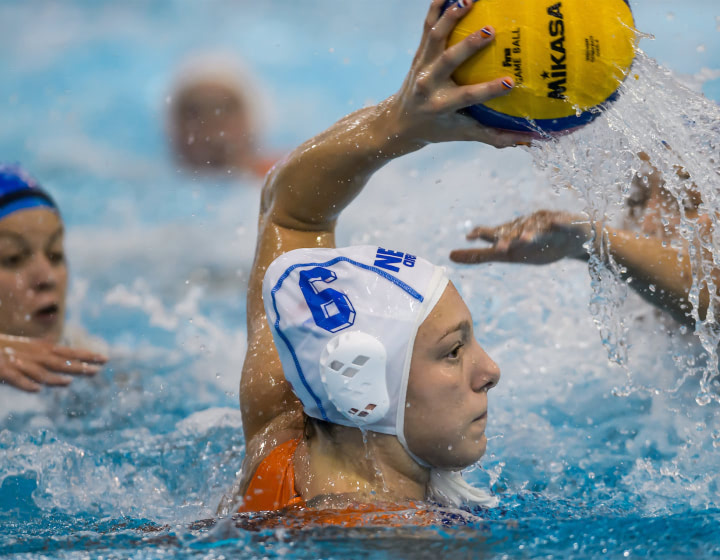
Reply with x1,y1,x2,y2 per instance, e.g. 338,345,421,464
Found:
229,0,529,519
0,165,106,393
167,54,277,178
450,151,716,327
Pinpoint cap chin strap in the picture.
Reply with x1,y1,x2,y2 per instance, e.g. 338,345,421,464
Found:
393,272,498,508
395,268,449,469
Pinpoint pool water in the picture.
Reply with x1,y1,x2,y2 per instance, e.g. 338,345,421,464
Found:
1,1,720,558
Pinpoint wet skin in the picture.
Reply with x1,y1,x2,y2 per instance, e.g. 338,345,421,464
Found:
405,283,501,470
0,208,67,341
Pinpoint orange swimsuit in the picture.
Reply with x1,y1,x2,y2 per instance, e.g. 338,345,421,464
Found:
237,438,304,513
236,438,448,528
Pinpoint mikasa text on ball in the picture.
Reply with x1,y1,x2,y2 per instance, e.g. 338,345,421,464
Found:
445,0,637,134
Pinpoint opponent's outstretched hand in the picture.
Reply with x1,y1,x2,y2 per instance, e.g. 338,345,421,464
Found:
386,0,530,148
450,210,592,265
0,335,107,392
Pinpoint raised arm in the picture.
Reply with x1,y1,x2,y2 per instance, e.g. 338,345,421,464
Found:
240,0,528,451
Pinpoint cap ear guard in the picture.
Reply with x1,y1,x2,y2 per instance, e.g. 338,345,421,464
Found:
319,331,390,426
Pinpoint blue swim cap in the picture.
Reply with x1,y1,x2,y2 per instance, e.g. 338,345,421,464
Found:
0,164,59,221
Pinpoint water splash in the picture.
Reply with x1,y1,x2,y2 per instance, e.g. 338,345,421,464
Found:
529,50,720,405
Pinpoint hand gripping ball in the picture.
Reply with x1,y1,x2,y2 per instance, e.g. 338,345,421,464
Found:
444,0,637,134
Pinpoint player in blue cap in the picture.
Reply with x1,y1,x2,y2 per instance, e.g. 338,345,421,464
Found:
0,164,106,392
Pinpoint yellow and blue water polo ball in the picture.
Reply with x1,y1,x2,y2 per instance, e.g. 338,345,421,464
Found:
443,0,637,134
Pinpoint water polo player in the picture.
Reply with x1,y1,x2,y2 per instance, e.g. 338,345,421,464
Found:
168,54,276,177
0,165,106,392
234,0,529,514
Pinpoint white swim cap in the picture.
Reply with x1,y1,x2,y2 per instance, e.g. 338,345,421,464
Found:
262,245,448,459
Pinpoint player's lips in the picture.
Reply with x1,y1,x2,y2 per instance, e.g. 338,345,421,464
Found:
32,302,60,325
472,411,487,424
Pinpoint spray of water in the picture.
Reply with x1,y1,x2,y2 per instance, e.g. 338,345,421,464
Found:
529,50,720,406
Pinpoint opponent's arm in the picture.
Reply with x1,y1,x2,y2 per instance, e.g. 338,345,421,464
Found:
449,210,715,326
241,0,528,445
599,225,715,325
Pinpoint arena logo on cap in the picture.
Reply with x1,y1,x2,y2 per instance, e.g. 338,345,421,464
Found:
373,247,417,273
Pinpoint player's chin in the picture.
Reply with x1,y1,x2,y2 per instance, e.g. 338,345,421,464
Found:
473,433,488,460
448,435,489,470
